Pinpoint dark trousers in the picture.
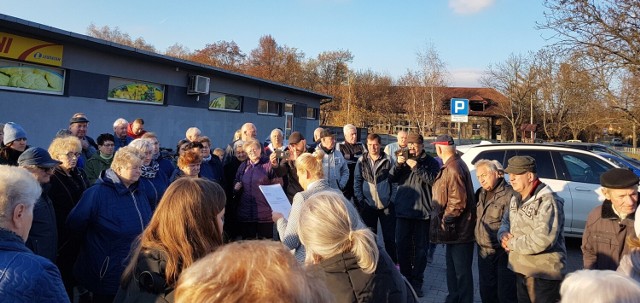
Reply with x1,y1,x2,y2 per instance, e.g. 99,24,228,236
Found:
516,273,561,303
238,222,274,240
396,217,429,289
445,242,475,303
477,247,516,303
360,204,397,263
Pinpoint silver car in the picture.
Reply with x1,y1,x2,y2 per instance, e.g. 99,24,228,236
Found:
459,143,620,237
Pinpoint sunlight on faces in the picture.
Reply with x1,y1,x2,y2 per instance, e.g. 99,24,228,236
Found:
69,122,88,137
321,136,335,150
117,163,142,186
397,131,407,148
476,165,500,191
235,145,248,162
9,138,27,152
367,139,380,157
114,124,127,138
408,142,423,157
344,128,357,144
508,172,535,195
244,142,262,163
99,141,115,156
271,130,284,147
58,151,80,170
132,121,144,135
603,186,639,216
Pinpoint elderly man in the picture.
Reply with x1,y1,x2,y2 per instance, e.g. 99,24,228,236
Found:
337,124,366,200
384,130,408,165
271,131,311,202
390,133,440,297
354,133,397,264
0,165,70,302
474,159,517,303
112,118,132,151
309,127,325,151
68,113,98,166
582,168,638,270
317,129,349,192
185,127,202,142
224,122,257,164
18,147,62,263
430,134,476,303
498,156,567,303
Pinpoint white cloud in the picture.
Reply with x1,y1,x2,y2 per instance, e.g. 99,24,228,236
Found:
450,69,483,87
449,0,495,15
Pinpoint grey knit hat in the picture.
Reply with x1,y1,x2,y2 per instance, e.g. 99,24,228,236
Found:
3,122,27,146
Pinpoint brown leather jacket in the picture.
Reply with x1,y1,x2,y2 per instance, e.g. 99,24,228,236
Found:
582,200,636,270
430,154,476,244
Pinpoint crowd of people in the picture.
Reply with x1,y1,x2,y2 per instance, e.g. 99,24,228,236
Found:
2,114,640,303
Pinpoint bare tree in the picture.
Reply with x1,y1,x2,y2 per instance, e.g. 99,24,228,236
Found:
86,23,156,52
165,43,192,60
190,41,246,72
481,53,536,142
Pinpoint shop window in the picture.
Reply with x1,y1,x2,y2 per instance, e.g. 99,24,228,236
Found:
472,123,481,136
258,99,281,116
0,59,65,95
107,77,165,105
209,92,242,112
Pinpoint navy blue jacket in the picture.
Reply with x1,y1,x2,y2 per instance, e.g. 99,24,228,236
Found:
0,228,69,302
200,156,224,185
389,151,440,220
67,169,152,296
26,184,58,263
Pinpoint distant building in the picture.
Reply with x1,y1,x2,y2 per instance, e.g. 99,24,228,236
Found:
0,14,330,149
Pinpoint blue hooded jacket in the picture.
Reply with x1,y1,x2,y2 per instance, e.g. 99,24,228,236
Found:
67,169,152,296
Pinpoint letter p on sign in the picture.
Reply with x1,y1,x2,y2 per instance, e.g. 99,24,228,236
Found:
450,98,469,115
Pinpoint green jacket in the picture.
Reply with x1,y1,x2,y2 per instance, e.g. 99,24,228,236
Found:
84,153,113,184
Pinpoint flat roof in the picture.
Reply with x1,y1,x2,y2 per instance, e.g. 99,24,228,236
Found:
0,13,333,101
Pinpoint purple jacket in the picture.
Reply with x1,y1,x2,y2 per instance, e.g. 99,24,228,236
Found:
235,157,281,223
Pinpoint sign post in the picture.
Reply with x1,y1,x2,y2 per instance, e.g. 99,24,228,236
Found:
450,98,469,141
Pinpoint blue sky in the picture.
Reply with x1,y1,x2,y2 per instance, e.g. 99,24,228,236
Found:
1,0,552,87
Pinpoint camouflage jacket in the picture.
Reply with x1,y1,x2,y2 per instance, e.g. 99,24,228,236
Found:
497,182,567,280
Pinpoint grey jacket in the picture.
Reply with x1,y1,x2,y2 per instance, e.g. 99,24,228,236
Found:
353,151,395,209
322,149,349,191
475,178,515,255
498,182,567,280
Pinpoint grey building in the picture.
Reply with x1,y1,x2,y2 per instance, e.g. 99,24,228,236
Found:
0,14,330,150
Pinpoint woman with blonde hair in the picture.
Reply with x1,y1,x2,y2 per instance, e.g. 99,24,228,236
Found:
298,191,412,303
272,149,341,262
114,178,226,302
47,135,90,299
174,240,332,303
67,146,153,302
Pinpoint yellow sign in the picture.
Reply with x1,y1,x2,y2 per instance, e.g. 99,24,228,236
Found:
0,32,63,66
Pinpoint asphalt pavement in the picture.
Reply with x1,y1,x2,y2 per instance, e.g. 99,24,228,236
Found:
416,237,583,303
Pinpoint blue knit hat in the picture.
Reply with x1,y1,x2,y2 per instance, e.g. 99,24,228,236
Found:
3,122,27,146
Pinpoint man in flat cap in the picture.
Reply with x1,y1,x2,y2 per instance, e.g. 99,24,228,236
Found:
430,134,476,303
498,155,567,303
270,131,312,202
390,132,439,297
582,168,639,270
67,113,98,168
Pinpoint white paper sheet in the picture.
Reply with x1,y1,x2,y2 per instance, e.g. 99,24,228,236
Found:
259,184,292,220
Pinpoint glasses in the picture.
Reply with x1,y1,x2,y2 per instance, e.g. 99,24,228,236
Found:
66,152,81,158
101,143,115,147
38,166,55,173
14,138,27,142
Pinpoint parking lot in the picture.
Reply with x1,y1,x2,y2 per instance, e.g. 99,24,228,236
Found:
418,237,583,302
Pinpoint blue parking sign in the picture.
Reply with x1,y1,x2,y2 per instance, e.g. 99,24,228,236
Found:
451,98,469,115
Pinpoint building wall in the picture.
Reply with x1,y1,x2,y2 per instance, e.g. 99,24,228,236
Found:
0,30,321,150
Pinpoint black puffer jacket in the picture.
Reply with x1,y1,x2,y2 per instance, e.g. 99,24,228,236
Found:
389,151,440,220
319,248,409,303
26,183,58,262
113,249,174,303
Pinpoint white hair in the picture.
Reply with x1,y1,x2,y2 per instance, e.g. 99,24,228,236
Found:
128,138,154,154
0,166,41,220
113,118,128,128
474,159,504,173
343,124,357,134
270,128,283,137
561,270,640,303
186,127,201,139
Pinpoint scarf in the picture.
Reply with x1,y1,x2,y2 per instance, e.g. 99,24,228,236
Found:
141,160,160,178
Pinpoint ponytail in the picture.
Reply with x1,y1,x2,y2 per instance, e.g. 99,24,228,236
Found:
349,228,378,274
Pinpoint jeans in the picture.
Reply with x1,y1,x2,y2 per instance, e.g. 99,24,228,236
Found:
477,247,516,303
516,273,561,303
445,242,475,303
360,204,397,263
395,217,429,289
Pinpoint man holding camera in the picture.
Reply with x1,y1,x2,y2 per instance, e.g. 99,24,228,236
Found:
354,133,397,263
270,131,310,203
390,133,440,297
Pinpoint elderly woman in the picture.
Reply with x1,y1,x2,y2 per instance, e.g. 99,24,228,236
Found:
0,122,29,165
273,150,341,262
114,178,226,302
0,166,69,302
47,135,90,298
196,136,224,184
170,150,202,182
298,191,411,303
128,138,169,210
67,146,153,302
234,139,281,240
264,128,285,157
141,132,174,180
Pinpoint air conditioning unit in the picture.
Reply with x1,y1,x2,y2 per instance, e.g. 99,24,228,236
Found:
187,75,210,95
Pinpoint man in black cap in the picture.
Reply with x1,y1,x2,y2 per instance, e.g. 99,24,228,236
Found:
390,132,440,297
270,131,311,202
582,168,639,270
430,134,476,303
498,155,567,303
18,147,62,262
67,113,98,168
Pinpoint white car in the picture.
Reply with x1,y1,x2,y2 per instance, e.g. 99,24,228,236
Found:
459,143,620,237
